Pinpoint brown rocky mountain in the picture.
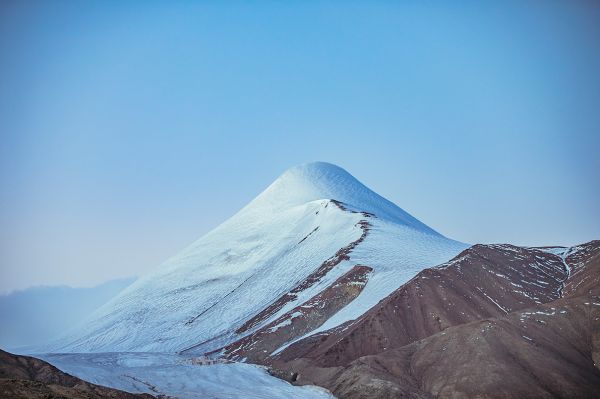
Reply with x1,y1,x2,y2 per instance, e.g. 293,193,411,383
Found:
273,244,569,366
232,240,600,398
0,349,154,399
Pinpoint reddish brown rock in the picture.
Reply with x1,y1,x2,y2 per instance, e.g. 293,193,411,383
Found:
275,244,568,367
330,295,600,399
266,241,600,399
564,240,600,297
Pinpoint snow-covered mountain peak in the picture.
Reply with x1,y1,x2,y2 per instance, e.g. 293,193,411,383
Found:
48,162,466,353
245,162,440,236
273,162,368,200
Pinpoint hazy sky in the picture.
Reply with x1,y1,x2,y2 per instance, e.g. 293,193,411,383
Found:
1,1,599,293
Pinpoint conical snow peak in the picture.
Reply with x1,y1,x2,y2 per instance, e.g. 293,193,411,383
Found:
245,162,441,236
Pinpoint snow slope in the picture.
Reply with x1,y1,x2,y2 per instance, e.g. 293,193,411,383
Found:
50,162,468,354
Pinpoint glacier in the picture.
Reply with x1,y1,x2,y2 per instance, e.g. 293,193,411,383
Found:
38,352,334,399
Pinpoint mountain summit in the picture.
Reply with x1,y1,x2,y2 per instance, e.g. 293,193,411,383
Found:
245,162,440,235
50,162,467,353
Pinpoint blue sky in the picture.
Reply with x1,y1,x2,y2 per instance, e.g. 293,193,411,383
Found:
1,1,599,293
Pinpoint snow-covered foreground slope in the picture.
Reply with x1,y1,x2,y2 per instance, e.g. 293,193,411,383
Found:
50,162,468,354
38,352,334,399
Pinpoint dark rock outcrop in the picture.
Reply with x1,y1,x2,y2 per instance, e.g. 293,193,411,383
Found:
0,350,153,399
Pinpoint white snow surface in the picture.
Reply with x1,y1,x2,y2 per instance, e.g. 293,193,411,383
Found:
38,352,334,399
246,162,440,235
48,162,468,354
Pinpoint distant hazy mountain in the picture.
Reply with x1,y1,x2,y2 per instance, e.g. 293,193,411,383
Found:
0,277,135,350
